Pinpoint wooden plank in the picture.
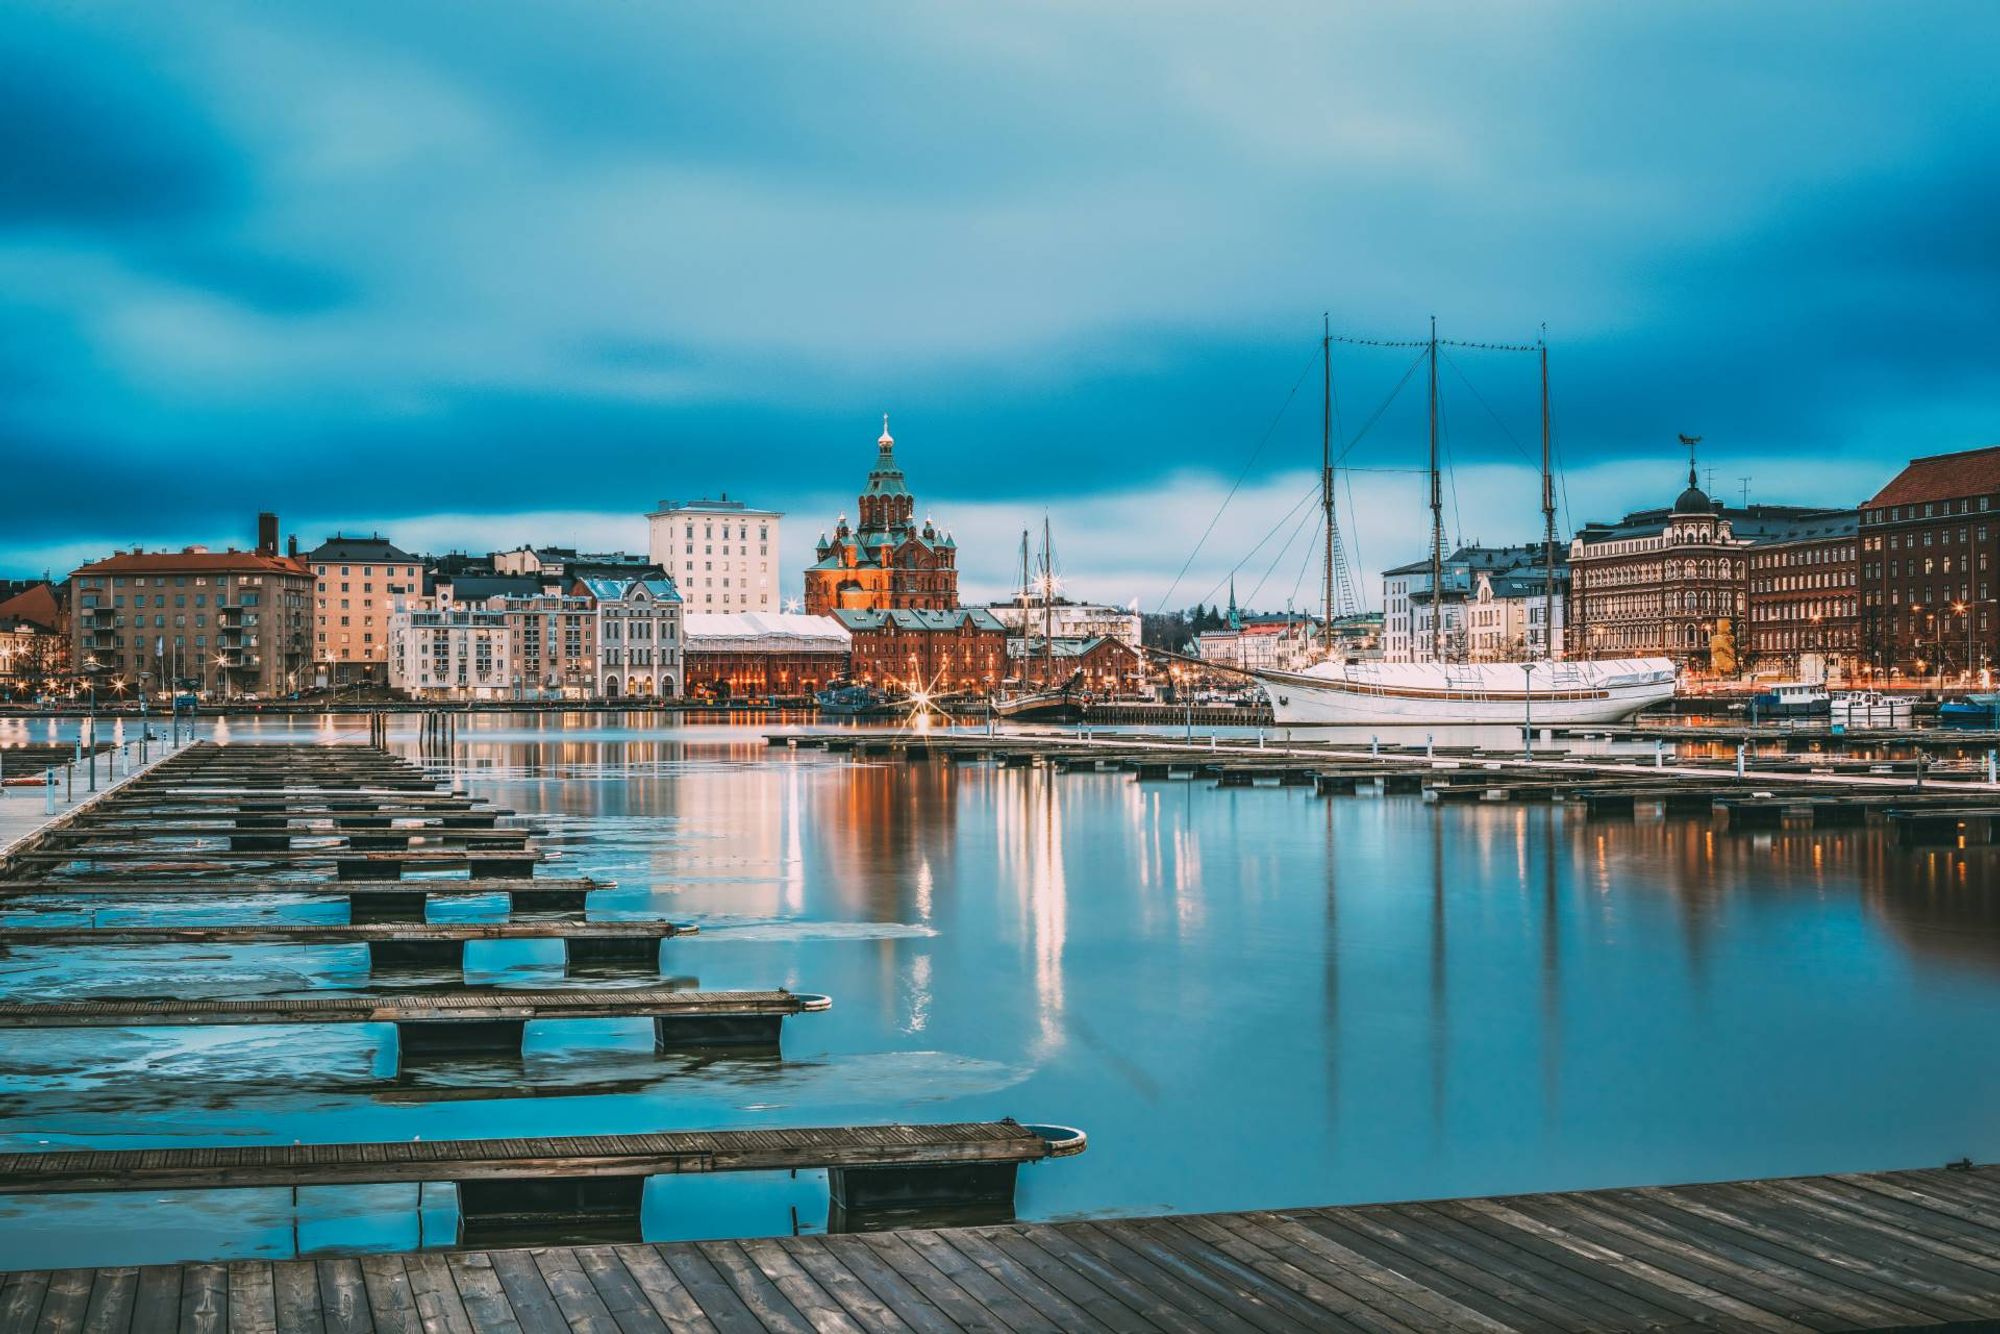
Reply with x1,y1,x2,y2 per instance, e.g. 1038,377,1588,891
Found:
688,1242,817,1334
33,1269,96,1334
1396,1201,1658,1329
754,1237,926,1334
937,1228,1150,1334
560,1247,670,1334
176,1266,227,1334
77,1267,139,1334
524,1250,620,1334
806,1237,964,1334
853,1231,1035,1334
648,1245,768,1334
0,987,812,1032
1604,1188,1953,1327
480,1254,563,1334
264,1265,321,1334
0,1273,50,1331
594,1246,714,1334
1511,1191,1873,1331
435,1258,517,1334
964,1227,1166,1334
1651,1183,1994,1323
1039,1223,1271,1334
221,1264,276,1334
1004,1227,1218,1334
394,1257,472,1334
127,1269,184,1334
1120,1216,1375,1334
351,1259,416,1334
1454,1195,1808,1331
904,1229,1091,1333
727,1238,875,1334
1210,1211,1506,1334
1297,1205,1593,1330
312,1261,372,1334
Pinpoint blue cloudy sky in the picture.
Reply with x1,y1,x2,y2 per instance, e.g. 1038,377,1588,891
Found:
3,2,1995,608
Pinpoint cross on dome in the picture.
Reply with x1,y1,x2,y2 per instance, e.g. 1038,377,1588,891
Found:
879,413,894,448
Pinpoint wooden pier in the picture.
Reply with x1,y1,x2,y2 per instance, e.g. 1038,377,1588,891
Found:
769,728,2000,836
2,1162,1993,1332
0,740,1086,1253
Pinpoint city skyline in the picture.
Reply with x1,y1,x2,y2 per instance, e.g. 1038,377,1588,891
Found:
4,3,1996,606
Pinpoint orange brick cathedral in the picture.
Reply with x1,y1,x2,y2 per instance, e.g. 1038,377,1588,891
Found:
803,417,960,615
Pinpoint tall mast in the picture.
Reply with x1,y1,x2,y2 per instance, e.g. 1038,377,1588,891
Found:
1428,316,1444,663
1322,313,1334,654
1041,516,1054,687
1540,332,1557,661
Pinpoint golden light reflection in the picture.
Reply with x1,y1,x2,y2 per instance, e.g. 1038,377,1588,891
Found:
993,766,1067,1057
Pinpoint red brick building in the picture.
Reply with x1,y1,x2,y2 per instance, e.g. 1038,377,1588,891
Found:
1860,444,2000,682
804,418,960,615
1009,636,1146,695
834,608,1006,693
70,515,315,699
1745,511,1859,676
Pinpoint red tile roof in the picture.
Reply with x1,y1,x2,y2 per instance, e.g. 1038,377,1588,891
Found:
1867,445,2000,508
0,583,60,630
72,550,312,578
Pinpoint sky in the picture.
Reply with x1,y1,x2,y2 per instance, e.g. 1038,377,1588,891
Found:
2,2,1995,609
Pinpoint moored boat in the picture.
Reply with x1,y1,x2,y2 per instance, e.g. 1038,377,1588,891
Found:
1752,681,1831,718
1829,690,1911,729
1256,657,1677,725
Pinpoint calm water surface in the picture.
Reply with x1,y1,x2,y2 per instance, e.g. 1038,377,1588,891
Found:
1,712,1996,1268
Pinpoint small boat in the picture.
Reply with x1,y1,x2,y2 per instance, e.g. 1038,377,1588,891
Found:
1828,691,1911,729
992,688,1083,724
1751,681,1830,718
1938,694,2000,729
814,683,898,717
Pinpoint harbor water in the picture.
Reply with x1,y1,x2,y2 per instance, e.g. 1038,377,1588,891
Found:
1,712,1996,1268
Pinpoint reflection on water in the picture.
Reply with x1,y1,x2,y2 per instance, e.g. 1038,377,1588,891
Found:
1,711,1997,1269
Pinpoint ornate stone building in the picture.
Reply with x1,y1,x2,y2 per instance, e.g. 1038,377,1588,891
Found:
804,418,959,615
1570,461,1849,671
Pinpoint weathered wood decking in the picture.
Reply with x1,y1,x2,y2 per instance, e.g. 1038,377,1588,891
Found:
2,1163,1993,1332
0,986,825,1029
0,1121,1074,1195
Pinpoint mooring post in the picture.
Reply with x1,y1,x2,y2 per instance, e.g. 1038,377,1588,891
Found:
1655,739,1665,769
1987,749,1996,785
1735,742,1746,779
45,767,57,815
65,761,73,804
1425,733,1434,760
1371,735,1379,758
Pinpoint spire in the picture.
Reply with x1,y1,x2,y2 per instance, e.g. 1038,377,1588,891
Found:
1227,577,1241,630
879,413,893,452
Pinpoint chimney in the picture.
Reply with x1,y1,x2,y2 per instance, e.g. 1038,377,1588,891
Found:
287,534,299,558
257,511,279,557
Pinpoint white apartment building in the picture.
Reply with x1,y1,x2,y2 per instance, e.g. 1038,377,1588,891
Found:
387,604,515,700
579,576,685,698
646,496,782,614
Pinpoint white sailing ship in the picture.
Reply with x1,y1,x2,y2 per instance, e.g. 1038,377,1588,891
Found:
1243,319,1679,726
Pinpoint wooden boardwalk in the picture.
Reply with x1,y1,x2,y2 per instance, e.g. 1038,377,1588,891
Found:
2,1163,1994,1332
0,987,827,1029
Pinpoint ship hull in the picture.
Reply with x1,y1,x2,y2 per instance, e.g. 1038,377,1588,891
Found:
1253,658,1677,726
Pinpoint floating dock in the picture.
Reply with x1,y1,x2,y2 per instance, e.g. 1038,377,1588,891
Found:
2,1162,1993,1332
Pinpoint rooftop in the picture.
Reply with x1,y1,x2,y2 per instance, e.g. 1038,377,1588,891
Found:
832,607,1005,633
649,494,783,517
1867,445,2000,509
73,550,311,578
305,535,417,563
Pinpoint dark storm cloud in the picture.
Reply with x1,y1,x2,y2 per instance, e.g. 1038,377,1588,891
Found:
0,1,1997,575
